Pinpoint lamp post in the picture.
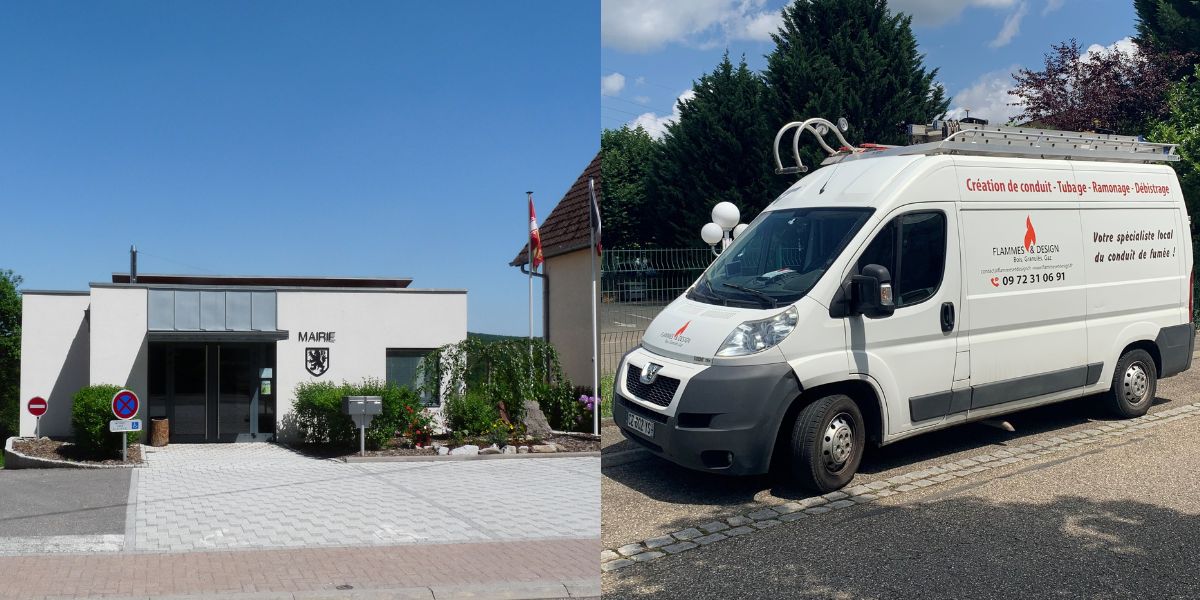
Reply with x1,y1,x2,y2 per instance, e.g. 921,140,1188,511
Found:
702,201,746,255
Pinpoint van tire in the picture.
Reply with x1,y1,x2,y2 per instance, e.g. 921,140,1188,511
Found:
789,394,865,493
1106,349,1157,418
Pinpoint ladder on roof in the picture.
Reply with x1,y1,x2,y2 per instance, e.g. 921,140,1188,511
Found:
774,118,1180,176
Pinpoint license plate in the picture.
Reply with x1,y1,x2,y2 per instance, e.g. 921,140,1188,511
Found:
626,412,656,438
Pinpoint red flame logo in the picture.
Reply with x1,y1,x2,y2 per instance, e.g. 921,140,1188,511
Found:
1023,216,1036,251
674,321,692,338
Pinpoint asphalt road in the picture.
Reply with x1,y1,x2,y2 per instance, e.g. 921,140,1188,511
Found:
0,468,130,537
603,362,1200,598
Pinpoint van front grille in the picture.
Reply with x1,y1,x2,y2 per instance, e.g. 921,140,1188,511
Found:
625,365,680,408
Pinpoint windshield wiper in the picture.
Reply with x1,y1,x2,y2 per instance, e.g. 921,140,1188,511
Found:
721,283,778,308
691,278,728,306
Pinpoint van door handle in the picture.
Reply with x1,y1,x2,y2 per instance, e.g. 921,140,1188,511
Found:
940,302,955,332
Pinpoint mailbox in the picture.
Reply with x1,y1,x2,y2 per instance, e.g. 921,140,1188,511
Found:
343,395,382,457
342,395,383,416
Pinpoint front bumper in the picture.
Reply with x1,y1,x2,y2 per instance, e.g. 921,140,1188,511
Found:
613,349,801,475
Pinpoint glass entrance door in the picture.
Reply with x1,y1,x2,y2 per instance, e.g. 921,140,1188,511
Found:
149,341,276,442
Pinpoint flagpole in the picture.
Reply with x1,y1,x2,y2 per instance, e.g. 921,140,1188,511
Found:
588,178,599,436
526,192,534,371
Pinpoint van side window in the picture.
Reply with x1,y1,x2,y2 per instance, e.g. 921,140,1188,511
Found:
857,211,946,308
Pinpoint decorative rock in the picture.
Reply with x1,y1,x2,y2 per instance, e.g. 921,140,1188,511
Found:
517,446,530,454
531,444,558,453
479,445,501,455
449,444,479,456
522,400,554,438
437,447,449,456
502,445,517,455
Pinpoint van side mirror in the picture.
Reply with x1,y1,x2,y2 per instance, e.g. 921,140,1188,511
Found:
850,264,895,318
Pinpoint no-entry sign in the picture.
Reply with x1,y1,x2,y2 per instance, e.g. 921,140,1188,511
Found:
27,397,47,417
111,389,139,420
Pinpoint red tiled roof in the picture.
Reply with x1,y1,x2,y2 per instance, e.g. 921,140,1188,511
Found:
510,153,601,267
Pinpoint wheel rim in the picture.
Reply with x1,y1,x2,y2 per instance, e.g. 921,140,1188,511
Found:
822,412,855,471
1122,362,1151,405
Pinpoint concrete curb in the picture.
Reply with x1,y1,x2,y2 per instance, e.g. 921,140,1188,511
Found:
3,436,141,470
344,450,600,463
601,401,1200,573
52,577,600,599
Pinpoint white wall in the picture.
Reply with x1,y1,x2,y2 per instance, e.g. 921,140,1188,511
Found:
19,293,92,437
88,286,148,424
275,289,468,440
547,249,601,388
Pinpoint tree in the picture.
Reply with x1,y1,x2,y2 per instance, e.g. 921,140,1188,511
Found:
764,0,949,174
600,125,659,249
648,53,783,248
0,270,20,441
1150,66,1200,226
1010,39,1175,135
1135,0,1200,57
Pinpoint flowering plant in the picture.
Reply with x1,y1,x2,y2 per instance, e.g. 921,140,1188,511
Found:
578,394,598,413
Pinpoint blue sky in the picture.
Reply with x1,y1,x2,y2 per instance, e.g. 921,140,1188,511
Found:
0,1,597,336
602,0,1138,135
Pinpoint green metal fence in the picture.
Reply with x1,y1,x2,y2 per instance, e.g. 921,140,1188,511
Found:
600,248,714,377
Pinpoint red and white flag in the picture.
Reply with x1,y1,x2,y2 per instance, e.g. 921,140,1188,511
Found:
528,195,544,269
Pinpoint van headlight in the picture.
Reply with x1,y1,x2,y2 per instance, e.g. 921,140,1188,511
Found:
716,306,799,357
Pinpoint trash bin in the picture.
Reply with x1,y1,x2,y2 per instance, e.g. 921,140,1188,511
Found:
150,418,169,447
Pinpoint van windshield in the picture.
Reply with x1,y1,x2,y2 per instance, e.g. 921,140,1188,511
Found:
689,207,874,308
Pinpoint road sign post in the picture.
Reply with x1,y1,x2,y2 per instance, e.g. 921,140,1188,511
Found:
27,397,48,438
111,390,140,462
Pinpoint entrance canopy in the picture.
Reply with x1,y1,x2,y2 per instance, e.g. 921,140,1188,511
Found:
147,288,289,340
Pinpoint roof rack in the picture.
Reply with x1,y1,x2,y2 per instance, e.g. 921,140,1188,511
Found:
774,118,1179,175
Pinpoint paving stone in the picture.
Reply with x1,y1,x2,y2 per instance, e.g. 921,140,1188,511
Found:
796,497,828,509
698,521,729,534
726,515,753,527
748,509,780,521
895,484,918,492
804,507,833,515
875,489,898,498
694,533,727,545
842,485,871,496
602,559,635,572
779,512,807,522
821,491,849,501
629,550,665,562
887,474,914,485
827,499,856,509
932,474,955,483
851,494,878,504
616,544,644,557
643,536,674,549
865,481,891,491
774,502,803,515
662,541,698,554
913,479,936,488
725,526,755,537
601,550,620,562
672,528,703,541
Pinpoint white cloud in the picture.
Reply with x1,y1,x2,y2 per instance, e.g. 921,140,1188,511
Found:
1084,36,1137,59
944,66,1024,125
888,0,1018,27
628,90,696,139
633,95,651,104
1042,0,1065,15
634,76,646,85
601,72,626,97
989,1,1028,48
601,0,782,53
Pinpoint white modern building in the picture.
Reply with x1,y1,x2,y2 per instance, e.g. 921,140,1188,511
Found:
19,273,467,443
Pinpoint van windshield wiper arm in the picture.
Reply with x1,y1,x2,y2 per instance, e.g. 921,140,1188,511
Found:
721,283,778,308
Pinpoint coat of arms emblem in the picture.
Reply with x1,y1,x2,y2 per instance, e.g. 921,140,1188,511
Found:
305,347,330,377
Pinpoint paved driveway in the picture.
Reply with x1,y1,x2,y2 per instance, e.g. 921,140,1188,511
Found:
135,443,598,552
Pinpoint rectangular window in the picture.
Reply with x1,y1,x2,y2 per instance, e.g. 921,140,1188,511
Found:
857,211,947,308
386,349,437,406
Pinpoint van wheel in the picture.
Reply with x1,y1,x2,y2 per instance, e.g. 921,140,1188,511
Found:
1106,349,1157,418
789,394,865,493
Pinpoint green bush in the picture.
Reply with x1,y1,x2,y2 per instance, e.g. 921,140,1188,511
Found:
292,378,426,449
443,389,499,436
71,384,137,458
425,338,591,433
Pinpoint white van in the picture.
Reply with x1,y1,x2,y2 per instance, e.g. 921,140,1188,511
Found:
614,118,1195,492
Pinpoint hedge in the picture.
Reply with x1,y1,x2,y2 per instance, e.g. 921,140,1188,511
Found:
292,378,429,449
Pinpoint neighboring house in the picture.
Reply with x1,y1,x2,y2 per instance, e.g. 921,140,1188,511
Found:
510,153,601,388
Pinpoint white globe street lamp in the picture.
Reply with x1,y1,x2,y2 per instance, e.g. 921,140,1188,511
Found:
701,201,746,255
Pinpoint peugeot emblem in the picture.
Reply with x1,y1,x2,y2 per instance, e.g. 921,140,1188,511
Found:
640,363,663,385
